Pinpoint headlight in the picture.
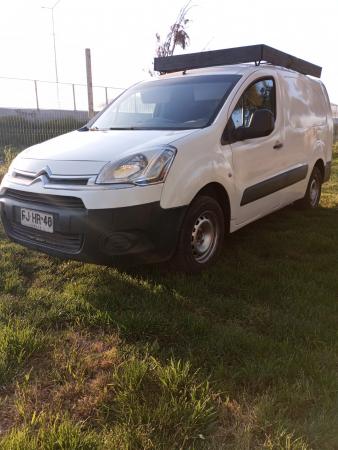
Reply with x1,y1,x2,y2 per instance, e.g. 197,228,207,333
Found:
96,146,177,185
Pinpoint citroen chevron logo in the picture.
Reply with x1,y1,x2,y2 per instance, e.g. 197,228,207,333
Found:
35,166,52,178
29,166,52,185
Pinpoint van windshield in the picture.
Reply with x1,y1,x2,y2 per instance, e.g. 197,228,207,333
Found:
91,74,241,130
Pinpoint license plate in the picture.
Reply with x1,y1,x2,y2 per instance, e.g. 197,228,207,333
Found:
20,208,54,233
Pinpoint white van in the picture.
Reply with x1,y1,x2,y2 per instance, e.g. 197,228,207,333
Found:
0,45,333,272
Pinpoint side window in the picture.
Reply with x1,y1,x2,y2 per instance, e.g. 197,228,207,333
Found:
232,78,275,129
223,78,276,143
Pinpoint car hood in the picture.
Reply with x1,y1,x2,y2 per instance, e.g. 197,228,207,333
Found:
13,128,197,175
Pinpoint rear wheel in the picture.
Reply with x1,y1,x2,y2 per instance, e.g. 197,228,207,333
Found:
297,166,322,209
172,195,225,273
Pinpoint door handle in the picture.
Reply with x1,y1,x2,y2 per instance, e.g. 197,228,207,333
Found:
273,142,283,150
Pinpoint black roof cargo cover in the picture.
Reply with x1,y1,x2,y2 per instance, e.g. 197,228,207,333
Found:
154,44,322,78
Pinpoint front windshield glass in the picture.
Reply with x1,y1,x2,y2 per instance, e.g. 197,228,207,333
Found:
91,74,241,130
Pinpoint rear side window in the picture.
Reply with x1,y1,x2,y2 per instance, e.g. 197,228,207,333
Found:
231,78,276,129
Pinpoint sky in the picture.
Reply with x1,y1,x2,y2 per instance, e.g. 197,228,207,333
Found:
0,0,337,110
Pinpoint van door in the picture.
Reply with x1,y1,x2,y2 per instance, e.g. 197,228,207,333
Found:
224,75,294,225
281,74,327,197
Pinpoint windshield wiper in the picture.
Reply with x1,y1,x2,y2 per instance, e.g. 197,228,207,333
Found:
109,127,137,130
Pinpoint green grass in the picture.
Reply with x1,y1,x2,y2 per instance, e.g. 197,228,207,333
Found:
0,319,44,385
0,145,337,448
0,146,16,177
0,416,99,450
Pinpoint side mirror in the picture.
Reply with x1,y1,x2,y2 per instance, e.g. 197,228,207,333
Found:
234,109,274,141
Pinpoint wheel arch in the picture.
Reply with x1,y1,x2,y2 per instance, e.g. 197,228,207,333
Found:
313,158,325,181
193,182,231,232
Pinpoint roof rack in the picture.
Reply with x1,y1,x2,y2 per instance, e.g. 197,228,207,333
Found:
154,44,322,78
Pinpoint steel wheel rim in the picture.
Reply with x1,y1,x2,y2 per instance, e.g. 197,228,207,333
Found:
191,211,219,263
309,178,319,207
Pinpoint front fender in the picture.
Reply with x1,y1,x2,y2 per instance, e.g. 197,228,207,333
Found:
160,129,236,217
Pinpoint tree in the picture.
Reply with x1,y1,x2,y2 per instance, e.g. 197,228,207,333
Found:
155,1,192,58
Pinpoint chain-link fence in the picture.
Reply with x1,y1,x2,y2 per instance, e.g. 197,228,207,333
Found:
0,76,124,155
0,109,89,150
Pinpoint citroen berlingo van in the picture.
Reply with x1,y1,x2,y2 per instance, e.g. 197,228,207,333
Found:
0,45,333,272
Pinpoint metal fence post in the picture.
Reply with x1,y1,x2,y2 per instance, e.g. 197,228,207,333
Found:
105,87,108,106
85,48,94,118
34,80,39,110
72,84,77,111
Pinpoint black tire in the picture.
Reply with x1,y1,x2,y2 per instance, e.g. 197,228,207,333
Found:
296,166,322,209
171,195,225,273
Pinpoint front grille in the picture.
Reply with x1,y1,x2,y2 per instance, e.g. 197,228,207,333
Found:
12,172,89,186
9,222,83,254
4,189,85,209
46,178,89,186
13,172,35,181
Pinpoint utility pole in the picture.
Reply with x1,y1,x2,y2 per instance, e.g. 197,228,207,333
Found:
85,48,94,119
42,0,62,107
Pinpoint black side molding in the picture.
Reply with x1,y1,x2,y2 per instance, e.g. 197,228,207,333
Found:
241,165,308,206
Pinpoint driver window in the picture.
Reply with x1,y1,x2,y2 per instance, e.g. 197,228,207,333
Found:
231,78,275,130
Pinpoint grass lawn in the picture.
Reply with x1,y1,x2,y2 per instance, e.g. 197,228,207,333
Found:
0,145,337,449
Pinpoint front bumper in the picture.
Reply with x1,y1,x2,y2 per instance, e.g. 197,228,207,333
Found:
0,188,187,265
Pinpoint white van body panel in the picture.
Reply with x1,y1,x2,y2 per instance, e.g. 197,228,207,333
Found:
280,72,330,168
19,128,196,164
160,125,237,212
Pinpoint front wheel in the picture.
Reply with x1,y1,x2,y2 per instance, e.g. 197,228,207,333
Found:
172,195,225,273
296,166,322,209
